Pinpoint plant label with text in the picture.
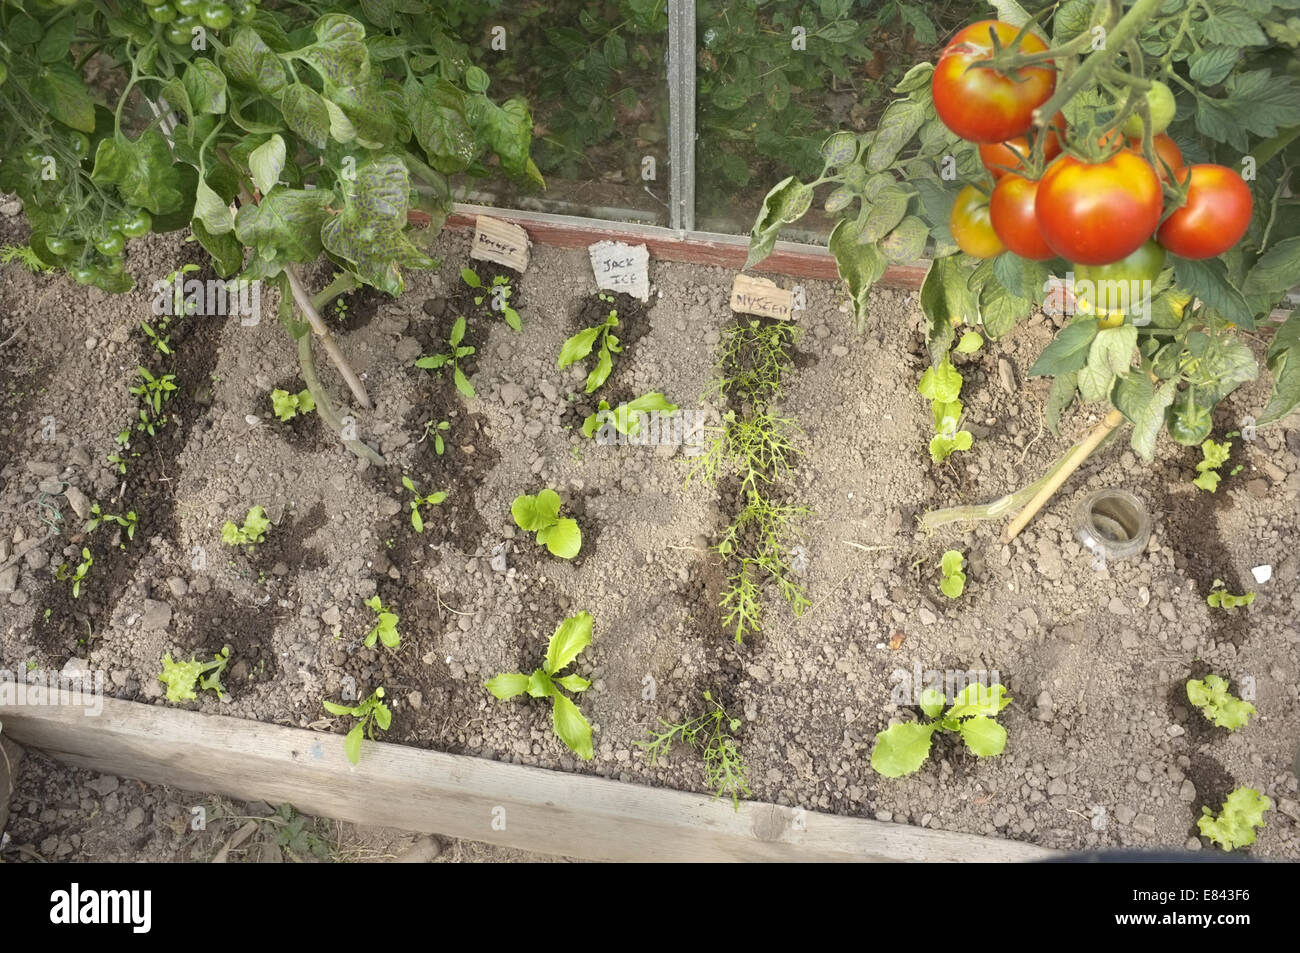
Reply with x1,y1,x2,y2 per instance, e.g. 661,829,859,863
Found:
471,216,530,273
730,274,794,321
588,240,649,301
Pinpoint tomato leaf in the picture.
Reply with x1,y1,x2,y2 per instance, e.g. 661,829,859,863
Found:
1172,257,1255,329
222,28,288,96
233,187,335,267
281,83,331,149
91,132,188,216
746,176,803,269
1028,321,1098,377
865,99,924,171
920,255,974,365
409,79,477,174
828,220,887,330
1130,379,1179,461
34,63,97,133
183,59,228,115
248,134,286,197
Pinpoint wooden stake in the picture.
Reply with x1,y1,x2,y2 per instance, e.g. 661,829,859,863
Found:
1001,408,1126,544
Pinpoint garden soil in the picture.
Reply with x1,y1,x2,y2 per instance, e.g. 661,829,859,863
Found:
2,209,1298,861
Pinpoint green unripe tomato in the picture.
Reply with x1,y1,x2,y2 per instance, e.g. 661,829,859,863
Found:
1122,80,1176,138
232,0,256,21
45,235,75,256
166,19,196,44
69,264,98,284
66,130,90,159
148,2,177,21
22,146,46,169
1168,394,1212,446
174,0,203,15
200,1,232,28
141,0,169,6
116,209,152,238
94,232,125,257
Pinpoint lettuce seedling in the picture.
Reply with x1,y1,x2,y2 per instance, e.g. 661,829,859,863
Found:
1207,579,1255,609
462,268,522,331
159,647,230,703
130,366,178,415
559,307,621,394
419,419,450,455
919,357,973,464
639,691,751,810
221,506,270,549
486,612,595,759
940,550,966,598
512,488,582,558
582,392,678,438
270,388,316,422
363,596,400,649
871,683,1012,778
71,548,93,598
1197,787,1272,852
1193,438,1232,492
401,476,447,532
323,687,391,765
86,503,137,541
415,316,476,397
1186,674,1256,731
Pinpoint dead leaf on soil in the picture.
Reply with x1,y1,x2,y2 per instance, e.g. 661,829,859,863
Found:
889,631,905,650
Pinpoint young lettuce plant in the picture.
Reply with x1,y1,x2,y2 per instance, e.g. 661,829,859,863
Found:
1207,580,1255,609
86,503,137,541
462,268,523,331
221,506,270,549
511,488,582,559
401,476,447,533
158,647,231,703
558,304,621,394
270,388,316,422
67,548,93,598
919,356,973,464
1186,674,1256,731
1192,438,1232,492
485,612,595,760
871,683,1012,778
415,316,476,398
323,688,391,766
1198,788,1272,852
583,393,678,439
363,596,400,649
940,550,966,599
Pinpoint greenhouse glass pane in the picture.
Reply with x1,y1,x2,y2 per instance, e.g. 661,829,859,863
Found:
444,0,672,226
693,0,979,237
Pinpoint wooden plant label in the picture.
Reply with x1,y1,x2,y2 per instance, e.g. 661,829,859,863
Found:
470,215,530,272
730,274,794,320
588,240,650,301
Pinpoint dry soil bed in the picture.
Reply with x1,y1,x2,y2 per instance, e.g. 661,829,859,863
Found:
1,210,1298,860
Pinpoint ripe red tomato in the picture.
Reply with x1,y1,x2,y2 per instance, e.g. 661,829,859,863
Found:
932,20,1055,144
1157,164,1253,259
989,175,1055,260
1034,152,1162,265
950,185,1005,258
979,113,1065,180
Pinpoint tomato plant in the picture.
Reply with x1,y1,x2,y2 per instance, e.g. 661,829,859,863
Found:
750,0,1300,539
0,0,540,458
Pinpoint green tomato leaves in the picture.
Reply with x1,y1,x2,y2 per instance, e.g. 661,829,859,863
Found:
91,132,188,217
320,154,435,295
511,488,582,559
485,612,596,760
235,187,335,271
870,682,1012,778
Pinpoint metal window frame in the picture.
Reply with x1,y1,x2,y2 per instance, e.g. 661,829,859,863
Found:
667,0,696,233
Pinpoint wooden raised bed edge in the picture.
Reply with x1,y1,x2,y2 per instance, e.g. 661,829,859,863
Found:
0,689,1054,863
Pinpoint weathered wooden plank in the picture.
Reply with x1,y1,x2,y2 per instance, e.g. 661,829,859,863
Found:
0,729,22,837
0,690,1054,863
445,207,929,288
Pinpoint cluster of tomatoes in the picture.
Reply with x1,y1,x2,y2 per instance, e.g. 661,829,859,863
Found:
136,0,257,45
934,21,1253,325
